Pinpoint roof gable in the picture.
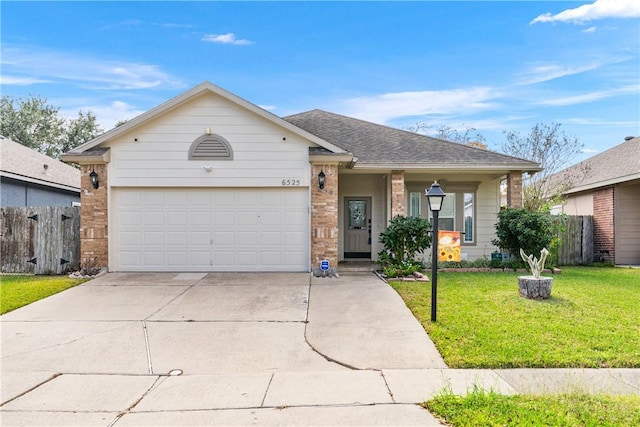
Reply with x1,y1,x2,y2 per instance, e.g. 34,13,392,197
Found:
0,136,80,191
66,81,348,157
284,110,541,171
550,136,640,194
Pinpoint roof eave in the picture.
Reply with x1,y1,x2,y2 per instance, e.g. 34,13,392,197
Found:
60,149,111,165
564,172,640,195
309,153,354,163
351,162,542,173
0,171,80,192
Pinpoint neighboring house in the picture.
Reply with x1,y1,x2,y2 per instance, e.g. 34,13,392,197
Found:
61,81,540,273
1,135,81,207
549,136,640,265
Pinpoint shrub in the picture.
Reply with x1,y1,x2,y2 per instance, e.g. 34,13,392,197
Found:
378,216,432,270
383,260,422,278
492,208,554,264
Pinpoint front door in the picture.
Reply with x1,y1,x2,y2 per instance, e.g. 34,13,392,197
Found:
344,197,372,259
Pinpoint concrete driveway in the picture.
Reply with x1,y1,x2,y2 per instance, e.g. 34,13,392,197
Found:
1,272,447,426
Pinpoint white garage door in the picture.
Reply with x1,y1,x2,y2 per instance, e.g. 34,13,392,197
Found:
112,188,309,272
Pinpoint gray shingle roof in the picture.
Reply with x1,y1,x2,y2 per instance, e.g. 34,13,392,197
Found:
284,110,540,170
550,136,640,194
0,135,80,190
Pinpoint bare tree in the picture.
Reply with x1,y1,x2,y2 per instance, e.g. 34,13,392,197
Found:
407,122,487,149
501,122,588,211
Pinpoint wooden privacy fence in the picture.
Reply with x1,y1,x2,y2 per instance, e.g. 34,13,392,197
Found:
558,215,593,265
1,206,80,274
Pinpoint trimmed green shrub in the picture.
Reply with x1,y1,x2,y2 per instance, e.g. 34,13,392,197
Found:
492,208,554,264
378,216,432,272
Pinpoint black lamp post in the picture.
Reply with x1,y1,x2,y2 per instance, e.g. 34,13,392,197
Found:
426,181,445,322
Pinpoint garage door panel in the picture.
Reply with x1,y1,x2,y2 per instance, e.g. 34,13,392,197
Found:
113,188,309,272
144,232,163,245
144,212,163,226
189,212,211,226
190,252,210,266
167,232,187,245
190,232,211,246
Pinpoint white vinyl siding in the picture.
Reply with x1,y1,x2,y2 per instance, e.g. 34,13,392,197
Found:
615,183,640,265
111,188,309,272
107,93,312,188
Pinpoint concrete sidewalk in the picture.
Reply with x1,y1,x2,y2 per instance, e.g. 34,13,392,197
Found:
1,272,639,426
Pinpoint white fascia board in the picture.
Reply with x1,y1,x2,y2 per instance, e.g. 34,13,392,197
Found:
564,172,640,195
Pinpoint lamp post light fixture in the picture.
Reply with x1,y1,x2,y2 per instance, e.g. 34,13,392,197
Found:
89,169,99,189
318,170,326,190
426,181,445,322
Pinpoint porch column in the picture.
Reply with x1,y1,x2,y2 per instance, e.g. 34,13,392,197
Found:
391,170,406,217
310,163,339,274
506,172,523,208
80,164,108,269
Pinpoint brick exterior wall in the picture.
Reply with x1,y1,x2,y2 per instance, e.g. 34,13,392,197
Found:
391,170,406,217
507,172,523,208
80,164,108,268
310,163,339,270
593,187,615,263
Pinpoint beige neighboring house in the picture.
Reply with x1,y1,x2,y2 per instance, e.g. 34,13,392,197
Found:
61,81,540,273
0,135,81,207
550,136,640,265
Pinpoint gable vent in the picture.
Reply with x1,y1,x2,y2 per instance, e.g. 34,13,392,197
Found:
189,134,233,160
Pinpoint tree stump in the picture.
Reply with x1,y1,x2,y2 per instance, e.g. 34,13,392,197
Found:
518,276,553,300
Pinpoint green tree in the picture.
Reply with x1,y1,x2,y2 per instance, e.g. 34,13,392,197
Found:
501,123,586,212
0,95,103,158
492,208,554,264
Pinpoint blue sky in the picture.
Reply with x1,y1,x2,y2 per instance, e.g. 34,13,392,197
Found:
2,1,639,163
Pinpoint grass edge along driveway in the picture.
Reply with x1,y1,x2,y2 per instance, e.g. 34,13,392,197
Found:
1,275,89,315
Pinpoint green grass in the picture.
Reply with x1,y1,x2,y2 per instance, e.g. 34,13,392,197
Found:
0,275,88,315
390,267,640,368
425,388,640,427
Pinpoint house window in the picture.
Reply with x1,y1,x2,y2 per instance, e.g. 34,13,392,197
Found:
463,193,474,242
431,193,455,231
409,192,421,217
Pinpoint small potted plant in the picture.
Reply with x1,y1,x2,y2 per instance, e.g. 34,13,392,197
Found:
518,248,553,300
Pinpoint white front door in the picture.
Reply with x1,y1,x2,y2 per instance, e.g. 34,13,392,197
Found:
111,188,309,272
344,197,372,259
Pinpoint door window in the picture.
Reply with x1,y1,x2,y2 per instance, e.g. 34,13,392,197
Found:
348,200,367,229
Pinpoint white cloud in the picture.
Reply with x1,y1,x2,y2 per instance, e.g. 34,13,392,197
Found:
258,104,276,111
339,87,499,124
531,0,640,24
1,45,185,90
0,75,50,85
516,61,607,85
583,26,598,33
201,33,253,45
582,148,600,153
536,84,639,106
61,100,146,131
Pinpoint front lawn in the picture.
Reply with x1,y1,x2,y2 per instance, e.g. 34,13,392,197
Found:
390,267,640,368
425,389,640,427
0,275,88,315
